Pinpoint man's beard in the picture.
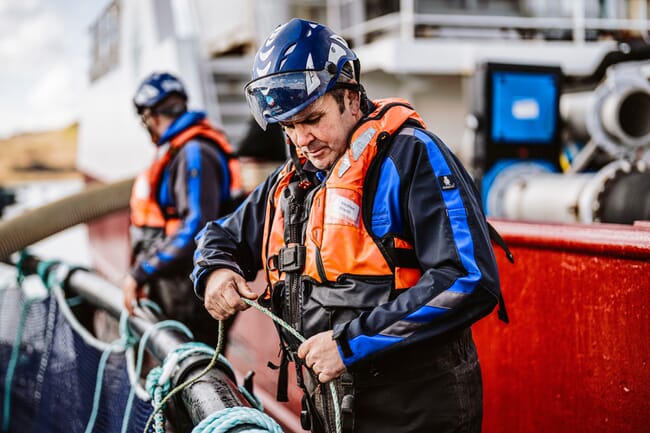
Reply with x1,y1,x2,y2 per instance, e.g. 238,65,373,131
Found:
147,125,160,144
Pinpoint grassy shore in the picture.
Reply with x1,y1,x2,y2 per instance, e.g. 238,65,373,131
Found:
0,123,80,185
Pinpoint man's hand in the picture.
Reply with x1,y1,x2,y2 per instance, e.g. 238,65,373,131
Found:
123,274,146,315
298,330,346,383
204,268,257,320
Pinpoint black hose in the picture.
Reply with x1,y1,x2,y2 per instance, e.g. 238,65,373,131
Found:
597,170,650,224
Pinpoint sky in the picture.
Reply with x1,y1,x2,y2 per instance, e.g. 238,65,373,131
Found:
0,0,109,138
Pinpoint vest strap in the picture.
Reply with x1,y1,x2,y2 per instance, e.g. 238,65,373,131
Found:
487,221,513,324
267,349,290,402
380,237,420,269
488,222,514,264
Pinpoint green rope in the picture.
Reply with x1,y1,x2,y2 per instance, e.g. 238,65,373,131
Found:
145,365,170,433
14,250,29,285
83,311,140,433
65,295,84,307
36,259,61,290
83,334,133,433
238,382,264,412
241,298,342,433
144,298,342,433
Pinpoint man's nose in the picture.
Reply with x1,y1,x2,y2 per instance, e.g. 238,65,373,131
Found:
293,124,314,148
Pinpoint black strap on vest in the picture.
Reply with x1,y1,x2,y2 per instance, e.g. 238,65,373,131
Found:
488,221,514,264
267,348,291,402
266,153,316,405
487,221,513,324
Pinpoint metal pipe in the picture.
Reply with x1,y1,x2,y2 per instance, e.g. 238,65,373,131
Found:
560,60,650,156
488,159,650,224
491,170,593,223
600,87,650,145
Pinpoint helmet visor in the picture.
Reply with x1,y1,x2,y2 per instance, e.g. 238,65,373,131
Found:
245,68,336,130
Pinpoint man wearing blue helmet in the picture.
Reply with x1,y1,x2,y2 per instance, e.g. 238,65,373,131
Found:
192,19,505,433
124,71,243,346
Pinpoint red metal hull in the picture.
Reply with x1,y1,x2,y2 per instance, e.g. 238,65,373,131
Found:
475,220,650,433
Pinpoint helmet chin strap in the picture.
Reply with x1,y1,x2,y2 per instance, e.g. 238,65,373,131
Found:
288,140,313,189
359,84,371,115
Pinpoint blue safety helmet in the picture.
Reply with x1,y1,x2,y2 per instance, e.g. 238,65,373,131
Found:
244,18,359,130
133,72,187,114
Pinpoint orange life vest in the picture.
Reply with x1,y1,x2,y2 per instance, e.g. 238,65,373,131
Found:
130,119,242,235
262,99,426,295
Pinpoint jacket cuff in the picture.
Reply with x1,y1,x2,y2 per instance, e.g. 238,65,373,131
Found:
131,265,149,286
193,263,245,300
332,322,353,361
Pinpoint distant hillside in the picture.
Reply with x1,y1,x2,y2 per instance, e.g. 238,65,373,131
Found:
0,124,80,184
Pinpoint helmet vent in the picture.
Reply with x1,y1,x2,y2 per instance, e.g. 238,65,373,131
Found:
285,43,296,56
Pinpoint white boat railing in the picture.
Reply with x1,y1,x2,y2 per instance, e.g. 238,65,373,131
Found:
330,0,650,46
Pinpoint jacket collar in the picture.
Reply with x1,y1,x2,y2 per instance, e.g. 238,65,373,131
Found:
158,111,206,145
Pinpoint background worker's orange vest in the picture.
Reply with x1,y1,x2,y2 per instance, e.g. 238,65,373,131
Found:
130,119,242,235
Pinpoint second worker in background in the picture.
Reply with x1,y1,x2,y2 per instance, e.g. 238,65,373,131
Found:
123,72,243,346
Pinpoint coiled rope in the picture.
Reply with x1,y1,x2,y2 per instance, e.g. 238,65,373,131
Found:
192,407,282,433
141,317,286,433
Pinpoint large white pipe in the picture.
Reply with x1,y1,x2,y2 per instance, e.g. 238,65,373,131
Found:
560,60,650,156
488,159,649,224
600,86,650,147
500,173,592,223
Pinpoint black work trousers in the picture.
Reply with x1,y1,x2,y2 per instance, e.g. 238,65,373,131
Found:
310,328,483,433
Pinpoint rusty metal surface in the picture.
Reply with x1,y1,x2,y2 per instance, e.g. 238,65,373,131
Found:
475,219,650,433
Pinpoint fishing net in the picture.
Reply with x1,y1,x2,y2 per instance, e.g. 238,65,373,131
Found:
0,270,153,433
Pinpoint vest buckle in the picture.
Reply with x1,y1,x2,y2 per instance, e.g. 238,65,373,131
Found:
278,244,306,273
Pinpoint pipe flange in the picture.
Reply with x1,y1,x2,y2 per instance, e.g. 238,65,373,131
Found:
577,159,631,223
586,61,650,156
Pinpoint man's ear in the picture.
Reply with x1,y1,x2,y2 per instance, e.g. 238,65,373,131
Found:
347,89,361,115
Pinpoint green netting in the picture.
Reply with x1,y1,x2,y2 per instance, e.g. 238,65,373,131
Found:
0,272,153,433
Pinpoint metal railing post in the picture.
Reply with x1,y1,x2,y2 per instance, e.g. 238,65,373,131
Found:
400,0,415,42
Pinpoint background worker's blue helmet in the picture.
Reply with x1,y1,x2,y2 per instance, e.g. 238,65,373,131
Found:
244,18,359,130
133,72,187,114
